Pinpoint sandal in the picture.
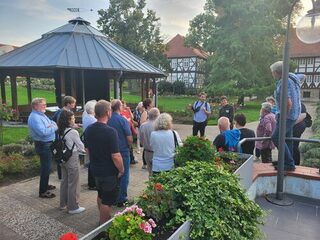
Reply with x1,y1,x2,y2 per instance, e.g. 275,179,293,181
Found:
39,191,56,198
47,185,56,190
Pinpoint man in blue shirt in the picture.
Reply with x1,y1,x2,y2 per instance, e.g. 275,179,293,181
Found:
189,92,211,137
107,99,133,207
28,98,58,198
270,61,301,171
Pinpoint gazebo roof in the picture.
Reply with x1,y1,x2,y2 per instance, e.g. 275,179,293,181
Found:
0,17,166,78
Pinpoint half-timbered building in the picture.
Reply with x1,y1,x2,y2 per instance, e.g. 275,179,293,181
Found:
164,34,208,89
290,29,320,102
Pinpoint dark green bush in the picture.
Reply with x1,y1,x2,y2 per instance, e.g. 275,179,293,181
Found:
138,162,265,240
303,147,320,160
174,136,216,167
172,81,186,95
158,81,173,95
0,153,25,174
302,158,320,168
2,143,35,156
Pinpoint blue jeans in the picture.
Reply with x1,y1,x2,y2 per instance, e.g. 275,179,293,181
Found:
117,150,130,203
271,115,295,168
34,141,53,194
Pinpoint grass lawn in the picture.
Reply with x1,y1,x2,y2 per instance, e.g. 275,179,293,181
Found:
1,127,29,145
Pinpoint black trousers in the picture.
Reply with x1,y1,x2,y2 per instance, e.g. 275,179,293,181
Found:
293,123,306,166
88,163,96,188
260,149,272,163
192,120,207,137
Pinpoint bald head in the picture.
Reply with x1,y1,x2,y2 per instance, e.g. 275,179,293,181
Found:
148,107,160,120
218,117,230,132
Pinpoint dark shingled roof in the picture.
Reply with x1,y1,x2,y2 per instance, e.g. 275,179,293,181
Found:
0,17,166,78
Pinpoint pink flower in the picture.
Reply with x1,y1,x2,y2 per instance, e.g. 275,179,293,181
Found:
143,222,152,234
148,218,157,228
136,207,145,216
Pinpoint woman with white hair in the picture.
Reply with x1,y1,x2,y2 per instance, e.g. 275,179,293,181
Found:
256,102,276,163
82,100,97,190
150,113,182,174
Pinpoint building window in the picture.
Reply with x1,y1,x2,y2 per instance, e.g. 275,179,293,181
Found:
183,59,189,68
303,91,311,98
307,58,314,65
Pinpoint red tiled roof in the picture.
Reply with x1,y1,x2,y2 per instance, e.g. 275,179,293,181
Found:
290,29,320,57
164,34,208,59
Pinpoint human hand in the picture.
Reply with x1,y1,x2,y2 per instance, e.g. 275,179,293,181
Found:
118,171,124,178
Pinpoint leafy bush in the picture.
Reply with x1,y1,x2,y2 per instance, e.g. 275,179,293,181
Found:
184,88,198,96
174,136,216,167
138,162,265,240
311,118,320,134
0,153,25,174
303,147,320,160
2,143,35,156
302,158,320,168
172,81,185,95
157,81,173,95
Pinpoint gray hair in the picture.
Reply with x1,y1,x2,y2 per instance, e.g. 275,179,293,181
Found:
84,100,97,114
218,117,230,131
270,61,283,74
31,98,46,108
261,102,272,113
265,96,276,104
154,113,172,130
148,107,160,120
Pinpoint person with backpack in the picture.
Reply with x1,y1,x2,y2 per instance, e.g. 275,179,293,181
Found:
189,92,211,137
57,110,86,214
28,98,58,199
270,61,301,171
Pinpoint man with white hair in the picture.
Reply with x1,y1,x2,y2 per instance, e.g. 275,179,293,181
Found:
213,117,240,152
269,61,301,171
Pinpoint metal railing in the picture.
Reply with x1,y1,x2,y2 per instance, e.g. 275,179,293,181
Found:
237,137,320,153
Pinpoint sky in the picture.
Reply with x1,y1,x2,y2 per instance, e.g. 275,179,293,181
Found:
0,0,313,47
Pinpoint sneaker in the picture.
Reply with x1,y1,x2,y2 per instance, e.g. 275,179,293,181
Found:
39,191,56,198
68,207,86,214
130,160,138,164
142,165,147,169
254,157,260,162
59,206,67,210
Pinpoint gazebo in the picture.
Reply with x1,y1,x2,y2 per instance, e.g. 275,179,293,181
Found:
0,17,166,113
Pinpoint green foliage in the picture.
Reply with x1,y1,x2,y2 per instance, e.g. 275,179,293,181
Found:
0,102,12,120
97,0,169,70
174,136,216,167
172,81,186,95
1,143,35,156
0,153,25,174
186,0,303,96
302,158,320,169
108,205,156,240
2,127,29,145
157,81,173,95
139,162,265,240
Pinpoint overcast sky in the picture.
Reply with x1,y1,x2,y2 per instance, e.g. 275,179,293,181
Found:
0,0,313,46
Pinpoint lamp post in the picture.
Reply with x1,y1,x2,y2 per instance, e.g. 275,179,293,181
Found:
266,0,320,205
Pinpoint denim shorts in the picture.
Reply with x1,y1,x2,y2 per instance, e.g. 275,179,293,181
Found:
95,176,120,206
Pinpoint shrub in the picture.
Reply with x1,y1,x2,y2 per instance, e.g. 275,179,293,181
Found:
0,153,25,174
303,147,320,160
108,205,156,240
302,158,320,168
138,162,265,240
157,81,173,95
1,143,35,156
172,81,185,95
174,136,216,167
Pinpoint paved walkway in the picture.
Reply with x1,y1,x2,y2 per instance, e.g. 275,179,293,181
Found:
0,102,317,239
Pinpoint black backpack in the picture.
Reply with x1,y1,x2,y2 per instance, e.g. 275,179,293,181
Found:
51,129,75,164
305,112,313,128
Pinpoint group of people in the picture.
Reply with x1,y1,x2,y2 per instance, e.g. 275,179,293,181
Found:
190,60,307,171
27,60,307,224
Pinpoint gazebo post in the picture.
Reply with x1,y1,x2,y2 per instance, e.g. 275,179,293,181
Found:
140,78,145,101
70,70,77,100
119,79,123,100
81,70,85,108
10,75,18,110
152,78,157,107
146,78,150,99
0,74,6,104
26,76,32,104
60,70,66,106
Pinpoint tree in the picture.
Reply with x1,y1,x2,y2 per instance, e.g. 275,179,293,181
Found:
185,0,302,97
97,0,169,70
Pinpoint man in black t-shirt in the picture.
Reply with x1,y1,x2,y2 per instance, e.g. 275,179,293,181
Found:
219,96,234,129
234,113,255,155
85,100,124,224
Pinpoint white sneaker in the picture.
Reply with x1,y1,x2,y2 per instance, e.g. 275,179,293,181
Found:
68,207,86,214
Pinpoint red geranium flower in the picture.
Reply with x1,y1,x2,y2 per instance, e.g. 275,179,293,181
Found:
60,232,78,240
218,147,223,153
154,183,163,191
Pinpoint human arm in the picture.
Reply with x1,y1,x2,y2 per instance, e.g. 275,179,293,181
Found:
295,113,307,125
29,116,57,138
213,134,225,151
69,129,85,153
112,152,124,178
140,111,148,125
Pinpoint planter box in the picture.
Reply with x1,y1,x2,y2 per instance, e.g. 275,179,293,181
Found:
79,155,253,240
234,153,253,191
79,218,191,240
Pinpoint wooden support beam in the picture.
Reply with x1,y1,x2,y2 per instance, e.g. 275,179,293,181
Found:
10,75,18,110
0,75,6,104
70,70,77,99
119,79,123,100
26,76,32,104
81,70,85,108
146,78,150,99
60,70,66,104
